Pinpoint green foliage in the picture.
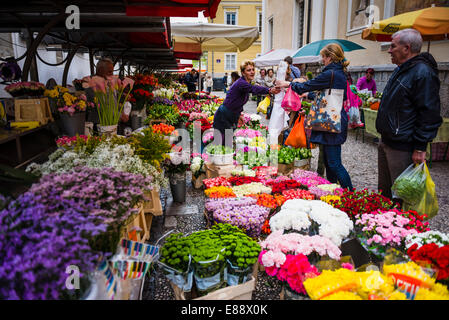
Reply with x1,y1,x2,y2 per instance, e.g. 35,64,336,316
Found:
145,103,180,125
130,128,171,169
160,223,261,275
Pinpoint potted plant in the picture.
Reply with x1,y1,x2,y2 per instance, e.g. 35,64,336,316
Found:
84,75,134,135
45,86,93,137
190,153,208,189
206,144,234,166
163,147,190,203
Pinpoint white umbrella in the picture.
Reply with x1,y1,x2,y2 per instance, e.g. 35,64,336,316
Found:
171,22,259,90
253,48,295,68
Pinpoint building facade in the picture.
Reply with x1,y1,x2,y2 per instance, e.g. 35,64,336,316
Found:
207,0,263,79
262,0,449,116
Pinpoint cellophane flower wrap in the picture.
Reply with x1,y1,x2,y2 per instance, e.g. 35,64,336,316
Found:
212,205,270,237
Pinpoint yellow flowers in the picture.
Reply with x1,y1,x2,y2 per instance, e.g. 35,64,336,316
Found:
303,268,358,300
320,195,341,204
321,291,362,300
204,186,236,198
44,85,68,99
414,283,449,300
383,261,435,289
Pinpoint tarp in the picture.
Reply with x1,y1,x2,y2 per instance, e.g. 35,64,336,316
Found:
253,49,295,67
171,22,259,52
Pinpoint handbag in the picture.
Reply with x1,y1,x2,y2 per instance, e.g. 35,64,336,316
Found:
305,71,344,133
281,87,302,112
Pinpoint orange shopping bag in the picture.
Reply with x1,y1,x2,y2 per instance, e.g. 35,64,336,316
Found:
285,114,307,148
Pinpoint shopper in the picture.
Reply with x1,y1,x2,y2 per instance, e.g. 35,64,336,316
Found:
284,56,301,79
277,44,354,191
255,69,267,105
213,61,280,146
222,73,228,93
356,67,377,96
205,75,213,95
184,69,198,92
230,71,240,85
264,68,276,88
376,28,442,199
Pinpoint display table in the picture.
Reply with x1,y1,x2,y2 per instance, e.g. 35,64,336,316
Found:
361,108,449,165
0,123,56,168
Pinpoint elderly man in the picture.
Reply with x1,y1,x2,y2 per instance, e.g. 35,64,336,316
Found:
376,28,442,200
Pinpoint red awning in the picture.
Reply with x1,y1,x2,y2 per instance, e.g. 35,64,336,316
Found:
126,0,221,19
173,41,202,60
128,31,170,48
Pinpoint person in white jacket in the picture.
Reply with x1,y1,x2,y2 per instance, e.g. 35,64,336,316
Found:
205,75,213,94
268,61,290,145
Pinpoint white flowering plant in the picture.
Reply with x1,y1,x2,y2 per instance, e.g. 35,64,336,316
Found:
405,231,449,250
191,153,207,179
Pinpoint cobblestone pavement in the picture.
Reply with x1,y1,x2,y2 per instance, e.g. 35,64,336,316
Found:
143,91,449,301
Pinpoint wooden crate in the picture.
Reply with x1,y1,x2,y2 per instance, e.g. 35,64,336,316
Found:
14,98,53,125
124,203,149,242
143,189,163,216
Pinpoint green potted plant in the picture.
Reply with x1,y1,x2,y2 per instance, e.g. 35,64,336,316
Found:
163,147,190,203
206,144,234,165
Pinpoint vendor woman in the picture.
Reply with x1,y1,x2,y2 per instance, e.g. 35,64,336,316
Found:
213,60,280,146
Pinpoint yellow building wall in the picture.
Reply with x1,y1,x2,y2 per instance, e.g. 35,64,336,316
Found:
207,0,262,76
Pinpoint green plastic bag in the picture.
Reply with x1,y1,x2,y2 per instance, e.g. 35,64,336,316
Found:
391,163,426,205
402,163,439,219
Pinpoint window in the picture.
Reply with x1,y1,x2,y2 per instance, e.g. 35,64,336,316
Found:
257,10,262,33
268,17,274,50
224,53,237,71
225,12,237,25
295,0,305,48
395,0,449,15
347,0,378,35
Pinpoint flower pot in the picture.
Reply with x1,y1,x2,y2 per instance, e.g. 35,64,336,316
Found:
130,114,143,131
169,172,186,203
213,153,233,165
98,124,118,136
60,112,86,137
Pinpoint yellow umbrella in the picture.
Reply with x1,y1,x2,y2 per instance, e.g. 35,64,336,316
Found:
362,6,449,43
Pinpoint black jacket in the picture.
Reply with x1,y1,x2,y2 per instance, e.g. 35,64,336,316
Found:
376,53,442,152
184,72,197,92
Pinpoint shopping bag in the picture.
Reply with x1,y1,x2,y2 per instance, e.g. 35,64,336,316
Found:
391,163,427,205
304,71,344,133
257,96,271,114
285,114,307,148
402,163,439,219
281,87,302,112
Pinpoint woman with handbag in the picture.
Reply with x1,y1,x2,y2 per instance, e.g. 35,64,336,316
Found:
276,43,353,191
213,60,280,147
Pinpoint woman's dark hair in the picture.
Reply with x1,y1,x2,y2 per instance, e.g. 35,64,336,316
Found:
366,68,375,75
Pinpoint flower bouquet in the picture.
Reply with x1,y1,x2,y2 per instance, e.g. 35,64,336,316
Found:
204,186,236,199
186,118,212,140
191,153,208,189
5,81,46,97
231,182,272,198
145,103,180,126
355,209,420,259
227,176,262,186
164,150,190,203
85,75,134,134
203,176,232,188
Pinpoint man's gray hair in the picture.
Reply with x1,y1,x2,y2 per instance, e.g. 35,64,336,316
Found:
392,28,423,53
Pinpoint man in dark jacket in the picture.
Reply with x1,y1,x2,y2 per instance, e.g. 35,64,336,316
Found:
184,69,198,92
376,28,442,199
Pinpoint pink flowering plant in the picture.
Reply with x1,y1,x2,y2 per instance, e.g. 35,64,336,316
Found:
355,209,419,258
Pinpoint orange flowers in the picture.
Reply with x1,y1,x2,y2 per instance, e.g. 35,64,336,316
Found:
249,193,286,209
204,186,236,198
152,123,175,136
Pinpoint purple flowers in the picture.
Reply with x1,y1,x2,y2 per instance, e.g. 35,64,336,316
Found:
0,166,151,299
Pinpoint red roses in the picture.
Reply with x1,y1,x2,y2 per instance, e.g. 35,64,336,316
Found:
407,243,449,280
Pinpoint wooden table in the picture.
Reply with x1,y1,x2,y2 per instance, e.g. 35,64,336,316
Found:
0,123,54,168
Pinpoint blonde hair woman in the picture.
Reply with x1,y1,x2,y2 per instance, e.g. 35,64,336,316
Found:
212,60,280,146
276,43,353,191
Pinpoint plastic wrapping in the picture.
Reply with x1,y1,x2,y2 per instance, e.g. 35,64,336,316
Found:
193,248,227,296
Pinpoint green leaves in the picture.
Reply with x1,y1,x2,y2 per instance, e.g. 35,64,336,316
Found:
130,128,171,168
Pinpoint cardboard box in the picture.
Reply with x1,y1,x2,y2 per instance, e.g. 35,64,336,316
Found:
205,162,239,179
277,163,294,175
14,98,53,125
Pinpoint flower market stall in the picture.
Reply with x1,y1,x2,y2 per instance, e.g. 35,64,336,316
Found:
1,67,448,302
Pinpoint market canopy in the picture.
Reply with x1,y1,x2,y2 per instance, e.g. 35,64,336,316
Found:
362,6,449,42
253,49,295,68
292,39,365,64
170,22,260,52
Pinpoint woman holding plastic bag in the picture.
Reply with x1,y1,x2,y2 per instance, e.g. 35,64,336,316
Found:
276,43,353,191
